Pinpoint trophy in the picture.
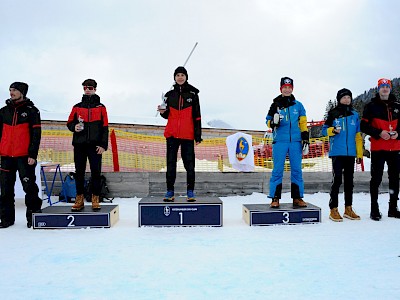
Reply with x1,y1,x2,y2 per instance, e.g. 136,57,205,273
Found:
159,93,167,110
389,125,395,136
273,108,283,125
77,115,84,130
334,118,341,131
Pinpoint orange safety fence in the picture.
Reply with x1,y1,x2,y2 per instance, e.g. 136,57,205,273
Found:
37,128,363,173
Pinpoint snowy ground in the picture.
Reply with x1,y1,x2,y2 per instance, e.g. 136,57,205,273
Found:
1,192,399,300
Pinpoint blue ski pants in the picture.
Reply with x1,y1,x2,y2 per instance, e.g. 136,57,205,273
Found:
268,141,304,199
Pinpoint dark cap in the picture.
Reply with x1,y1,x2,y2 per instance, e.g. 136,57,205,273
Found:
174,66,188,80
82,79,97,88
336,88,352,101
10,82,29,97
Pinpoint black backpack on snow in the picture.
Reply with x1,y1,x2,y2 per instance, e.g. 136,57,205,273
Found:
84,174,113,203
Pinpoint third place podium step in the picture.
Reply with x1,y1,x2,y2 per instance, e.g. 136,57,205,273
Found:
243,202,321,226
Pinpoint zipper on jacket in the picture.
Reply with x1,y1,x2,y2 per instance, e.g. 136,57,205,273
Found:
88,105,91,141
386,103,393,128
287,107,292,143
344,112,349,155
386,103,393,151
11,107,18,156
11,103,25,156
177,87,183,138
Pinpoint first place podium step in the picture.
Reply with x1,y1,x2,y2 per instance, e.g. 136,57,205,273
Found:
32,205,119,229
243,203,321,226
139,197,223,227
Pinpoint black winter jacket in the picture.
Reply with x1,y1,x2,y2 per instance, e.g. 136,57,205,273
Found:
0,98,41,158
67,94,109,150
160,82,202,142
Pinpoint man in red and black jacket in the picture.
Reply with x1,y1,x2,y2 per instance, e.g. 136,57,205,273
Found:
67,79,109,212
0,82,42,228
361,78,400,221
157,66,202,202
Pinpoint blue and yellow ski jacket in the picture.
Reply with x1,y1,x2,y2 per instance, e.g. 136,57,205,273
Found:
322,104,363,158
266,94,308,143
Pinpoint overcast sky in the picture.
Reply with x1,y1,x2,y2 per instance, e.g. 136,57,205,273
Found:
1,0,399,130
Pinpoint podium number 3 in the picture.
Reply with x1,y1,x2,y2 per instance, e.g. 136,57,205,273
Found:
282,212,290,223
67,215,76,227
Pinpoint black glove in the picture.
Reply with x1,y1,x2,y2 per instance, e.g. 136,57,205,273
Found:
301,131,310,143
301,131,310,155
270,113,281,129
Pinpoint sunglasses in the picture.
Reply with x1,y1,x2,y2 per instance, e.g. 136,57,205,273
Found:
83,86,95,90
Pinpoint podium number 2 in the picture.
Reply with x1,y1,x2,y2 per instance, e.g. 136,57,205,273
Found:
179,212,183,224
67,215,75,227
282,212,290,223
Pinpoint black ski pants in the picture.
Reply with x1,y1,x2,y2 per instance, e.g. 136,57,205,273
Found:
370,150,400,209
166,137,195,191
0,156,42,223
329,156,355,209
74,144,102,196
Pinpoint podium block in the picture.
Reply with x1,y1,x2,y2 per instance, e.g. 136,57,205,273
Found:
32,205,119,229
139,197,223,227
243,203,321,226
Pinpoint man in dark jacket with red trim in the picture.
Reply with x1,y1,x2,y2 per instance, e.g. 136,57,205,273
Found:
157,66,202,202
0,82,42,228
67,79,109,211
361,78,400,220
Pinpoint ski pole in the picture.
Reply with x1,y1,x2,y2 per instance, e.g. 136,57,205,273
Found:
156,42,199,116
182,42,198,67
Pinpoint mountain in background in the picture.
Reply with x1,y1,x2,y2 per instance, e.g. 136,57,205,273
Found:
352,77,400,116
316,77,400,138
323,77,400,120
206,119,234,129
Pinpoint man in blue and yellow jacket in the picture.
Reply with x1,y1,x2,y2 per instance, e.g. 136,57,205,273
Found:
322,88,363,222
266,77,309,208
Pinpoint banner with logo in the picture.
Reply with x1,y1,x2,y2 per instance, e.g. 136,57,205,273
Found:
226,132,255,172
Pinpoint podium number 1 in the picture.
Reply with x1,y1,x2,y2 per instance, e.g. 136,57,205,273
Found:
179,212,183,224
282,212,290,223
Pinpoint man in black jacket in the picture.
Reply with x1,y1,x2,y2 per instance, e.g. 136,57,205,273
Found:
67,79,109,211
157,66,202,202
361,78,400,221
0,82,42,228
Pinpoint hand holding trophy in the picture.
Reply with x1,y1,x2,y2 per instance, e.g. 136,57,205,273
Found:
157,93,167,114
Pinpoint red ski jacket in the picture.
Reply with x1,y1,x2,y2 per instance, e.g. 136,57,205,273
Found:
160,83,202,142
0,98,41,158
67,94,109,150
361,94,400,151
